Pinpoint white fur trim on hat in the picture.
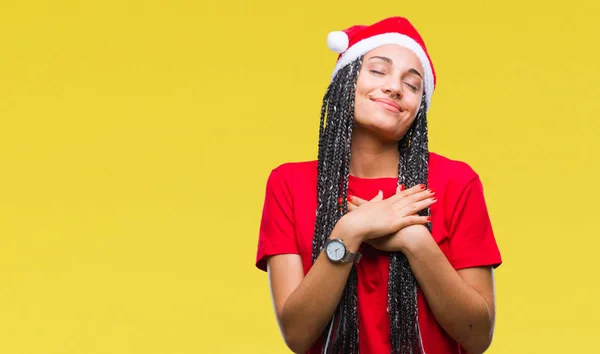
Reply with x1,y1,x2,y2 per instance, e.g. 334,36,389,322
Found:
327,31,350,54
330,33,435,110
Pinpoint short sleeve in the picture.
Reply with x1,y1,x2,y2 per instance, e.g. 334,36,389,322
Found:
447,177,502,270
255,168,299,272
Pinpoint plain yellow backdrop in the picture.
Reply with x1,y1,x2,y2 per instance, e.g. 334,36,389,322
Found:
1,0,599,353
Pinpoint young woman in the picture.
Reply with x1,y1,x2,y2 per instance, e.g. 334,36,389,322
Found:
255,17,502,354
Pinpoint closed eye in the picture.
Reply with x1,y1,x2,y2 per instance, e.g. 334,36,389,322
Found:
370,70,384,75
405,82,417,91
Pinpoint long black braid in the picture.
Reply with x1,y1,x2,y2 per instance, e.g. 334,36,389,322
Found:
311,56,431,354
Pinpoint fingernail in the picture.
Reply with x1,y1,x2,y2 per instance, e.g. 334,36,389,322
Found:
347,196,353,202
419,184,425,190
427,188,435,195
427,216,432,221
431,197,437,202
400,184,405,191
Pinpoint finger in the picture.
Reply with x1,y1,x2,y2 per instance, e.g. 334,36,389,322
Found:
394,185,435,205
402,214,433,225
415,195,437,210
399,195,437,215
408,188,436,204
396,184,406,194
341,195,365,212
371,190,384,202
338,196,356,205
347,201,357,212
389,183,426,203
348,195,368,206
404,184,428,195
339,195,363,205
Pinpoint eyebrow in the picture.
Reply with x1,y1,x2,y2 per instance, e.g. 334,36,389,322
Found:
368,56,423,79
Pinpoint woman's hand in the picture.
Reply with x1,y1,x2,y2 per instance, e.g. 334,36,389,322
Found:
366,224,431,252
345,188,434,252
339,184,436,243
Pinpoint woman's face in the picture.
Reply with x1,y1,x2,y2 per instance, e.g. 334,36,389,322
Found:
353,44,425,142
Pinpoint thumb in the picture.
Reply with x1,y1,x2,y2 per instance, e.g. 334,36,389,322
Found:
371,190,384,202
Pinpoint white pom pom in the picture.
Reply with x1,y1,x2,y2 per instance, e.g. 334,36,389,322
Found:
327,31,349,53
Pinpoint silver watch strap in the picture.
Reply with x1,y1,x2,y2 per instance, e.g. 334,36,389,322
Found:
342,250,362,263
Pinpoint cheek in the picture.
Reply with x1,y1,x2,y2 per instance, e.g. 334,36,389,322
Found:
355,72,378,97
353,89,367,109
353,94,372,120
407,93,423,114
353,81,377,116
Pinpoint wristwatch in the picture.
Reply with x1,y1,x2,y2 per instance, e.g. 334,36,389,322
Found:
324,239,362,264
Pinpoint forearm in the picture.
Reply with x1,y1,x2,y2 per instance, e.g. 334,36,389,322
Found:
280,225,361,353
403,239,493,353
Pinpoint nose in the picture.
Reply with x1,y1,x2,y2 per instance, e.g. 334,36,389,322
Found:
383,77,402,99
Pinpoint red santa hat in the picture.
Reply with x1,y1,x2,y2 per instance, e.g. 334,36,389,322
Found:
327,17,436,111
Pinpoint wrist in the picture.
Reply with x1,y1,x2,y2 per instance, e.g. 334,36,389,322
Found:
398,225,431,254
331,217,364,252
398,238,414,254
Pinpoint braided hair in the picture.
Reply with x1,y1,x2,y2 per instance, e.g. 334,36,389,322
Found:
311,55,431,354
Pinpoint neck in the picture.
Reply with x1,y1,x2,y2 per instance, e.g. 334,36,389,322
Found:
349,126,400,179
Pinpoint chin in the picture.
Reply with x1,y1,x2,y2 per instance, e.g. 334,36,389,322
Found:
356,114,408,141
372,129,403,143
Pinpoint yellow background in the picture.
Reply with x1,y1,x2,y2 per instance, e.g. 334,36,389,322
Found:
1,0,598,353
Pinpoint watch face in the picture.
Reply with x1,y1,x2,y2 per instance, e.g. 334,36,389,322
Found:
326,240,345,261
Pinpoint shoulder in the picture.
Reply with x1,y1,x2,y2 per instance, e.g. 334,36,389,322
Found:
265,160,318,190
271,160,318,177
429,153,502,269
429,152,481,192
429,153,483,200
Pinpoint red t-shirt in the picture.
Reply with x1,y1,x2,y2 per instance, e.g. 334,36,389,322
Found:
255,152,502,354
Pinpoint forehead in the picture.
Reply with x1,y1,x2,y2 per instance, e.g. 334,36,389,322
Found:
364,44,423,71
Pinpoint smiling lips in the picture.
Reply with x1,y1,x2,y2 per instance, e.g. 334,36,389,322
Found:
370,97,403,113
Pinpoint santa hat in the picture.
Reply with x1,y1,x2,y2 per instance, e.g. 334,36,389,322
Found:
327,17,436,110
